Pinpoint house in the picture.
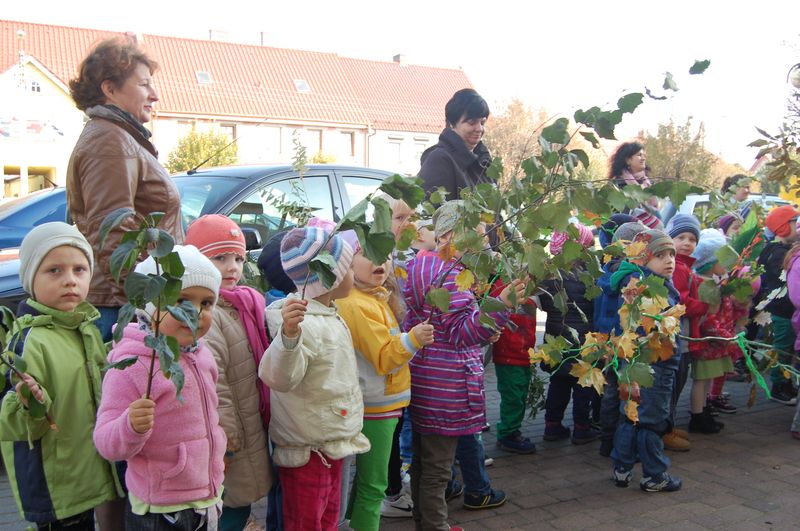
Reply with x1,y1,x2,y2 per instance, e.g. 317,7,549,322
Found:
0,19,473,199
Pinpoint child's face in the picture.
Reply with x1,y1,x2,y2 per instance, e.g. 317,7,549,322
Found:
328,268,355,301
646,249,676,277
352,251,389,288
210,253,244,290
391,202,414,239
786,220,799,243
158,286,215,346
672,232,697,256
32,245,91,312
414,225,436,251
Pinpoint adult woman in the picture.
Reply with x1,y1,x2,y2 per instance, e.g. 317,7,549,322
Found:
609,141,659,214
67,37,184,341
419,88,492,200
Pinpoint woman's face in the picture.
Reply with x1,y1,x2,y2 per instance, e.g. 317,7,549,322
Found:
452,114,487,151
626,149,646,174
102,62,159,123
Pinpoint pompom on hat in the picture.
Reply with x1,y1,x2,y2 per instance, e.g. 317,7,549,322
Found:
280,227,354,299
19,222,94,296
665,213,701,240
185,214,246,258
765,205,800,238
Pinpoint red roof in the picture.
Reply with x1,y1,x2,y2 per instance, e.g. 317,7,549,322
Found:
1,19,472,132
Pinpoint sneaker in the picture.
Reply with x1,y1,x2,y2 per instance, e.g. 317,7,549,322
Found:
662,430,691,452
640,473,682,492
543,422,571,441
571,424,600,445
612,467,632,488
709,396,737,414
445,479,464,502
598,439,613,457
482,422,491,432
496,431,537,454
770,383,798,406
463,488,507,510
380,492,413,518
484,457,494,467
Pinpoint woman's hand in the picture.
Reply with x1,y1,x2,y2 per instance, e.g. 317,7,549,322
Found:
498,279,526,308
411,322,435,346
282,299,308,338
15,374,44,408
129,398,155,434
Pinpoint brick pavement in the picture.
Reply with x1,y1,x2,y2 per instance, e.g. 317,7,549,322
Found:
2,367,799,530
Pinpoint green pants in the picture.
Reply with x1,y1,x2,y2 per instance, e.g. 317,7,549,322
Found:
349,417,398,531
771,315,797,384
495,363,530,440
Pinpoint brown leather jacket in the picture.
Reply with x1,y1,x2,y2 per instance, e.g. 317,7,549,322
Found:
67,106,184,307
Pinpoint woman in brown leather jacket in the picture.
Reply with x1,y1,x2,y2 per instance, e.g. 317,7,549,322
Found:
66,37,184,343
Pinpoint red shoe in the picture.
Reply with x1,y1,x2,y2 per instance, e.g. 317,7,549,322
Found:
448,527,464,531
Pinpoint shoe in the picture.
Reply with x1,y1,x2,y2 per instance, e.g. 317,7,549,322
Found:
482,422,491,432
380,492,413,518
672,427,689,440
704,407,725,429
543,422,570,441
612,467,632,488
496,431,537,454
463,488,507,510
640,473,682,492
792,431,800,441
598,439,613,457
709,396,737,414
448,527,464,531
484,457,494,467
571,424,600,445
688,412,721,434
445,479,463,502
662,430,691,452
770,383,798,405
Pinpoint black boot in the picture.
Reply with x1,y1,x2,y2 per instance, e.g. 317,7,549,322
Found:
703,407,724,429
688,412,721,434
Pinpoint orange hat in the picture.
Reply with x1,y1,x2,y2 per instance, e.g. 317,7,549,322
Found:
185,214,246,258
765,205,800,238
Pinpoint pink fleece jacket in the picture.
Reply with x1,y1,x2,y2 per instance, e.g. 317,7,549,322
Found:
93,324,227,506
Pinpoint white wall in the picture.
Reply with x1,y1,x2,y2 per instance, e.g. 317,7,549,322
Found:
367,130,436,175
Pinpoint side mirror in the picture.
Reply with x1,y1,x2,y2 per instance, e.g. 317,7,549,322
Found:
241,227,262,250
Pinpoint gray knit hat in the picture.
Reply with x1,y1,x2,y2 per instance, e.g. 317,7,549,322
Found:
665,213,701,240
612,221,648,243
19,222,94,295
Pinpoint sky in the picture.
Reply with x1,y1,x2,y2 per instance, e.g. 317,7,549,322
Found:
5,0,799,168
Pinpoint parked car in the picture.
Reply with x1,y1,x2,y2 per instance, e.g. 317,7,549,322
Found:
0,164,394,312
0,187,67,249
660,193,791,225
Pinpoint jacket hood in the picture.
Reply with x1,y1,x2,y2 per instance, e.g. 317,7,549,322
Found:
109,322,205,363
17,298,100,329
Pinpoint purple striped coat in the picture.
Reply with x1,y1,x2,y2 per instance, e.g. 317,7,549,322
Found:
403,251,510,436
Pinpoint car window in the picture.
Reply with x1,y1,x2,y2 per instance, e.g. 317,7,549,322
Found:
175,177,240,227
342,176,384,210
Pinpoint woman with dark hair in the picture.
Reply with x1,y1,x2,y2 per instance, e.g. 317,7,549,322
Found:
609,141,659,213
67,37,184,341
419,88,492,200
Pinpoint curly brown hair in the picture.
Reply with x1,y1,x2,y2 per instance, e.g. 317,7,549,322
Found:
69,37,158,111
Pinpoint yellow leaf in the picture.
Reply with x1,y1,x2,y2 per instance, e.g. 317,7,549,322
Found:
641,296,669,315
603,253,613,264
621,277,645,305
658,315,681,336
529,347,553,366
455,269,475,292
480,212,495,224
624,241,648,260
394,265,408,281
569,360,606,395
581,332,609,359
624,400,639,423
647,333,676,362
747,384,757,408
662,304,686,320
614,330,640,360
783,369,791,380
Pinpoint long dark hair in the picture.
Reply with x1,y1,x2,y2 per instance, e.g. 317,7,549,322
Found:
608,142,644,179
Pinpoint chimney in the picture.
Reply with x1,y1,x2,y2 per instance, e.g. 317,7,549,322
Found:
393,54,406,66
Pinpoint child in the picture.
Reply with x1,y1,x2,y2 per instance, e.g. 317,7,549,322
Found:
784,242,800,440
754,205,800,404
538,222,600,445
403,201,524,528
663,214,705,451
93,245,227,529
0,222,121,530
259,227,370,531
610,229,682,492
337,234,434,531
186,215,273,530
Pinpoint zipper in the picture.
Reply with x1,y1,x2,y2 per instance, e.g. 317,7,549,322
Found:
189,356,215,498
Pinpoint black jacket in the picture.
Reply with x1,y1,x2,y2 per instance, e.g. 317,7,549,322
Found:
419,128,492,201
755,241,794,318
538,267,595,345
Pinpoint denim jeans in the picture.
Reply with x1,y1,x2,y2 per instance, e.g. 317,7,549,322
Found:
450,434,490,496
544,371,594,426
399,408,413,465
95,306,121,342
599,370,620,442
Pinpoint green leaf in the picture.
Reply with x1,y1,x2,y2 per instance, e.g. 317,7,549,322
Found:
747,139,769,148
113,303,138,343
396,225,417,252
356,225,396,266
689,59,710,75
646,181,705,207
624,362,654,388
165,335,182,364
148,230,175,259
570,149,590,169
99,207,136,250
481,297,508,313
339,197,370,230
617,93,644,114
644,87,667,101
160,251,186,279
166,301,199,337
426,287,451,313
26,392,47,420
579,131,600,149
142,212,165,228
103,357,138,372
379,174,425,209
526,243,548,280
698,279,721,306
454,231,484,253
553,289,568,314
715,245,739,270
559,240,584,265
309,251,338,289
12,354,27,374
541,118,571,145
168,362,186,403
370,197,393,235
662,72,678,91
109,240,140,284
479,311,499,330
485,157,503,182
125,272,167,309
161,278,183,308
643,275,668,300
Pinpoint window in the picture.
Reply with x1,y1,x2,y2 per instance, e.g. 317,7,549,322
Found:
196,71,213,84
341,131,355,157
293,79,311,93
389,142,402,165
342,176,384,211
30,80,41,93
414,142,427,162
220,124,236,141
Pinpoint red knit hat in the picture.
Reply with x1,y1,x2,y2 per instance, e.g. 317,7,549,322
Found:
185,215,246,258
765,205,800,238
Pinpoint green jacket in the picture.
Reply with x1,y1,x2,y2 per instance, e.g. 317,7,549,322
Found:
0,299,121,524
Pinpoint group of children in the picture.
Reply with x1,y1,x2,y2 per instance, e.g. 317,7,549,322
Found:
2,191,800,530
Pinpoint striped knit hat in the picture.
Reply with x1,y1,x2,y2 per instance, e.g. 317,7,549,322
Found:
280,227,354,299
631,207,664,230
550,222,595,255
185,215,246,258
665,213,701,240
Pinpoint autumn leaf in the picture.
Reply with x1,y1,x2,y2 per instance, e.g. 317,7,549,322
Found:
569,360,606,395
624,241,648,262
614,330,640,360
581,331,609,358
394,265,408,281
480,212,495,224
641,296,669,315
747,384,757,408
624,400,639,423
657,315,681,336
753,311,772,327
641,315,657,334
529,347,553,366
603,253,613,264
646,333,676,362
455,269,475,292
662,303,686,320
621,277,645,304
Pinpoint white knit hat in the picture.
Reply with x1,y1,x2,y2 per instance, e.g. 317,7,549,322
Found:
19,222,94,295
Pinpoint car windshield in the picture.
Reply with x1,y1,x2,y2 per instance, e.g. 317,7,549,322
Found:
174,176,240,226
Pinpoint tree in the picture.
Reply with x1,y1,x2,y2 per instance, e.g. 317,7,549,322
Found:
483,99,548,182
643,118,718,187
165,129,239,174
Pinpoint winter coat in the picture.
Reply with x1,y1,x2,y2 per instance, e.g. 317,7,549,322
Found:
754,241,794,319
694,296,747,362
0,300,120,524
93,324,226,506
593,259,624,334
259,295,370,468
204,298,272,508
336,287,421,415
66,105,184,307
418,128,492,201
402,252,510,436
673,253,709,352
490,279,537,367
785,253,800,351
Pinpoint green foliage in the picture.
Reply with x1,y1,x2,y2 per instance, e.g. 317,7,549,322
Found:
644,117,718,187
165,129,238,174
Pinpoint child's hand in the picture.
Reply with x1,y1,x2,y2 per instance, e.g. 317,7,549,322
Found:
129,398,155,434
619,382,641,403
411,322,435,346
15,373,44,408
282,299,308,338
488,331,501,344
498,279,526,308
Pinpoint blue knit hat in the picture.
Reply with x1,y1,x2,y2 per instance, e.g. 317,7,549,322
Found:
665,213,701,240
691,228,727,273
280,227,354,299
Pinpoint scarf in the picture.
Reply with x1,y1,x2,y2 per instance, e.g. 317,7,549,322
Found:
220,286,271,427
